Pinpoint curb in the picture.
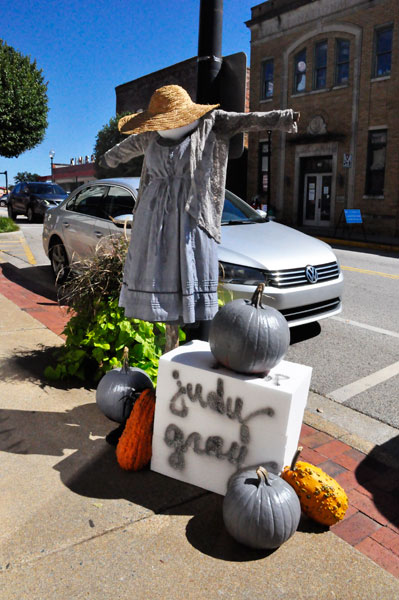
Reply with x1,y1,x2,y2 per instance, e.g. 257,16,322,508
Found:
317,235,399,253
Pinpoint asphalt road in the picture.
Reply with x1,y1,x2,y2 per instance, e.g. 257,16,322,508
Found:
1,208,398,430
286,244,399,429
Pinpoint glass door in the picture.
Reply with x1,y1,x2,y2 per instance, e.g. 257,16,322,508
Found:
303,173,332,226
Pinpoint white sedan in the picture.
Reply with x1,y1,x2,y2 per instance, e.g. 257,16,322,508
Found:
42,177,343,327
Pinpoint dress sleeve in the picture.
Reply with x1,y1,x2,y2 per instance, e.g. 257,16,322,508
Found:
213,109,298,137
101,132,152,168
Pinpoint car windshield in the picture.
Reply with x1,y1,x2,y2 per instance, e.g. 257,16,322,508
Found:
221,190,265,224
28,183,66,195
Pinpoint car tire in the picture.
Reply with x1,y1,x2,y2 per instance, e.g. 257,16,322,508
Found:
50,241,70,284
0,199,6,207
7,203,16,220
27,206,36,223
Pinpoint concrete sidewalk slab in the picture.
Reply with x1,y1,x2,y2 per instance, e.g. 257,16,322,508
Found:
2,492,399,599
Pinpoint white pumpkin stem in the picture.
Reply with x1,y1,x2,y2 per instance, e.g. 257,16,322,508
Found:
122,346,129,372
290,446,303,470
256,466,271,486
251,283,265,309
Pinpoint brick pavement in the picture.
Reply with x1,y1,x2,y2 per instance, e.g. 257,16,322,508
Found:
1,262,398,578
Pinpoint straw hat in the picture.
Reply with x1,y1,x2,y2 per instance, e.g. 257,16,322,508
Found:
118,85,219,135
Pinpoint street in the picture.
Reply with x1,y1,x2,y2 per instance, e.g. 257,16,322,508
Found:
1,207,398,430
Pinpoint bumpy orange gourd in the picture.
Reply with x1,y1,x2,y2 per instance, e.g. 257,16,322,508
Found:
116,388,156,471
282,447,348,526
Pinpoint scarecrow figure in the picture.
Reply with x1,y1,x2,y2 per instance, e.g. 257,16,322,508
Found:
100,85,299,351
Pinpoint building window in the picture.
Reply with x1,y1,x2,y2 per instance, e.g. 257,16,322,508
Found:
373,26,393,77
365,129,387,196
261,59,274,99
294,49,306,93
335,39,350,85
313,41,327,89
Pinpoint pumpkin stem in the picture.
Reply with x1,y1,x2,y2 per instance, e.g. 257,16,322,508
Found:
256,466,271,486
122,346,129,373
290,446,303,470
251,283,265,308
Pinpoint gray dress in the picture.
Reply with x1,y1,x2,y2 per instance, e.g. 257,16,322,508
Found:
119,132,219,324
102,109,298,325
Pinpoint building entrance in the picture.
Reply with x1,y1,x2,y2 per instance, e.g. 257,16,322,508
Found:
303,173,332,226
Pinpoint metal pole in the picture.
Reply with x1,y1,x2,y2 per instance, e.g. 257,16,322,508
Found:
51,157,54,182
0,170,7,193
197,0,223,104
267,130,272,209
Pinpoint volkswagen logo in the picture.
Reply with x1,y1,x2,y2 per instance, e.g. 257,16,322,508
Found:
305,265,318,283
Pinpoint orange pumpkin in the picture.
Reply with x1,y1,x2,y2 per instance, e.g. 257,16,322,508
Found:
282,447,348,526
116,388,156,471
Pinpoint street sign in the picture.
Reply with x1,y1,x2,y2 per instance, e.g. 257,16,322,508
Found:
344,209,362,224
343,153,352,168
218,51,247,159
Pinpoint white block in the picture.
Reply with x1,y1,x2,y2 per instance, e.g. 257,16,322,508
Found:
151,340,312,496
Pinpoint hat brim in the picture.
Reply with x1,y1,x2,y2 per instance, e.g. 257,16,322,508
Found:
118,103,219,135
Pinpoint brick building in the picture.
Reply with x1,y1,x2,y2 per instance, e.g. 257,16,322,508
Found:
115,58,250,200
246,0,399,239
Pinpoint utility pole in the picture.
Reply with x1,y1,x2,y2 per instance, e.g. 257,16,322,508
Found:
197,0,223,105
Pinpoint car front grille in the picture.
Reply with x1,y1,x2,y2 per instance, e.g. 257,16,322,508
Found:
266,261,340,288
280,297,341,322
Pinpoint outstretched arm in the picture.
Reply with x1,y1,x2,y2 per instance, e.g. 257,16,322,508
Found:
99,132,152,168
213,109,299,138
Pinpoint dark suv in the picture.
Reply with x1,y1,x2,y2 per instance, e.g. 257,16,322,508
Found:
8,182,68,223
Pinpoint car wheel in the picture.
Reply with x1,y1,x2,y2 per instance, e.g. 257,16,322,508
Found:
7,203,16,220
27,206,36,223
50,242,69,284
0,199,6,207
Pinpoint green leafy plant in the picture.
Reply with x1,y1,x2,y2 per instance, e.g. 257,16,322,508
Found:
93,113,143,179
0,40,48,158
44,298,179,383
14,171,41,183
45,235,185,384
0,216,19,233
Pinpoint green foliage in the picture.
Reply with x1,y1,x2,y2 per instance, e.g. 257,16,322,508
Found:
45,234,185,385
14,171,41,183
0,216,19,233
0,40,48,158
93,113,143,179
44,298,178,384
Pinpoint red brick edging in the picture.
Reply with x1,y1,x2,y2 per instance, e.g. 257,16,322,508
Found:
299,423,399,578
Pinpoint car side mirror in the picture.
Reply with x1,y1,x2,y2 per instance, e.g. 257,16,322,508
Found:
112,214,134,228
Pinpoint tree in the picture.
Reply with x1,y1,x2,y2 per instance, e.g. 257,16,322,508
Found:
14,171,41,183
94,114,143,179
0,40,48,158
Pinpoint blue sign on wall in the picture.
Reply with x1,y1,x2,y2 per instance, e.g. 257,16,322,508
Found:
344,209,363,224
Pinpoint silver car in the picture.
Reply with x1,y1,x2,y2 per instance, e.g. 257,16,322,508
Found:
42,177,343,327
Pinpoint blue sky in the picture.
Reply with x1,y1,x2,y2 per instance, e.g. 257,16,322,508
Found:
1,0,256,186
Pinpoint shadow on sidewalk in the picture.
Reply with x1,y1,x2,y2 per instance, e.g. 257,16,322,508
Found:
0,347,94,390
0,401,325,561
355,437,399,528
1,262,59,303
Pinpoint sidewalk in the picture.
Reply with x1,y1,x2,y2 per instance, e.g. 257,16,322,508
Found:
297,225,399,253
1,259,399,598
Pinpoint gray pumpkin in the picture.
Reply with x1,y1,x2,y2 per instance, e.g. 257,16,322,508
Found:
209,283,290,375
223,466,301,549
96,348,153,423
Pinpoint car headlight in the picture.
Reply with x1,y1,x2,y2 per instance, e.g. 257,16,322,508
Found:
219,261,266,285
